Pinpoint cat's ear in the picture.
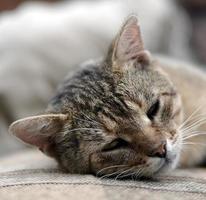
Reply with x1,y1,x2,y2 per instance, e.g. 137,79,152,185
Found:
111,16,151,69
9,114,68,156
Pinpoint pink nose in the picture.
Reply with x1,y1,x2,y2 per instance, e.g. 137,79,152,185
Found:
150,142,167,158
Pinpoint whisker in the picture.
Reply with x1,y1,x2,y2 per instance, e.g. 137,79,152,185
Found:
182,142,206,146
119,170,137,179
182,132,206,140
182,130,206,136
99,168,125,180
133,168,144,180
181,115,206,132
120,167,143,180
125,170,137,179
181,117,206,134
179,105,203,129
115,167,135,180
96,164,127,176
181,115,206,131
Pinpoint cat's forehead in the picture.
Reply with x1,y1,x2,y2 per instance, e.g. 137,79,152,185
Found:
117,64,174,103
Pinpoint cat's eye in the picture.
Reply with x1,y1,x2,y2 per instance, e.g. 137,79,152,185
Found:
147,100,160,120
102,138,128,152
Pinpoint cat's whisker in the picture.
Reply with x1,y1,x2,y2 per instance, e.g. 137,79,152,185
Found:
118,169,137,180
182,113,206,127
178,105,203,130
123,171,137,180
182,132,206,140
182,142,206,146
131,172,136,181
180,115,206,132
96,164,127,176
182,130,205,136
133,168,144,180
133,168,143,179
99,168,126,180
119,167,143,180
180,117,206,134
181,115,206,132
114,167,135,180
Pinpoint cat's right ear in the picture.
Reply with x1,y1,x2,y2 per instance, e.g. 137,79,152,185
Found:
109,16,151,72
9,114,68,156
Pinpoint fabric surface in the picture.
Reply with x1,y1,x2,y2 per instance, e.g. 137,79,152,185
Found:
0,150,206,199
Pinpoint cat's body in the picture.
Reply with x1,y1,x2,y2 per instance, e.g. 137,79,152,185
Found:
9,17,206,178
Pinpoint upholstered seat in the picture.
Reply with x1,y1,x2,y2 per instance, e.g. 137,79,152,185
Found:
0,150,206,199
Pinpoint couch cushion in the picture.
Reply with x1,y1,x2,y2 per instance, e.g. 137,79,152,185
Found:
0,150,206,200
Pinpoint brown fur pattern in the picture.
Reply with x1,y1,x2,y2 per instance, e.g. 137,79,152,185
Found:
9,16,206,178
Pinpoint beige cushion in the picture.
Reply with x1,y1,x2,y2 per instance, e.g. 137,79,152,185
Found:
0,150,206,200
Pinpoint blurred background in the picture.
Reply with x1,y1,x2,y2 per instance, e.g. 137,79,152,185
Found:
0,0,205,157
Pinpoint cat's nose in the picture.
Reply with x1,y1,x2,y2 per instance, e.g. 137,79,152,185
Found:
150,142,167,158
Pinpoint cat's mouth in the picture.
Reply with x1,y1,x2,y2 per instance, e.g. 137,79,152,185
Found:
93,153,178,179
151,150,179,176
151,138,182,175
91,139,181,179
132,148,179,178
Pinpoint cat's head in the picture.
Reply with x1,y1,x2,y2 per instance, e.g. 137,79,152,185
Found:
9,16,183,178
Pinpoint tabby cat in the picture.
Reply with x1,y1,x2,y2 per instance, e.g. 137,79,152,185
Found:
9,16,206,178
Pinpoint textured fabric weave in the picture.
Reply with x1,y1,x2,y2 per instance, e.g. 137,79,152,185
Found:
0,150,206,200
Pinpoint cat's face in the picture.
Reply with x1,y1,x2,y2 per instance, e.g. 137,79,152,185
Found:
89,65,182,178
9,16,183,178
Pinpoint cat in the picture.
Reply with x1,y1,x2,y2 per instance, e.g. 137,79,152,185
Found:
9,16,206,178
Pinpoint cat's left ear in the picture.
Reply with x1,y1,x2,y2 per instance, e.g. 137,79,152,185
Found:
9,114,68,156
111,16,151,70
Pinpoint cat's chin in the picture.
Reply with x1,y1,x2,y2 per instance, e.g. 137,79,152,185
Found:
150,139,182,177
140,151,180,178
152,152,180,177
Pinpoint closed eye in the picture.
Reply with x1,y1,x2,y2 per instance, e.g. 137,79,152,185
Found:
147,100,160,120
102,138,129,152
